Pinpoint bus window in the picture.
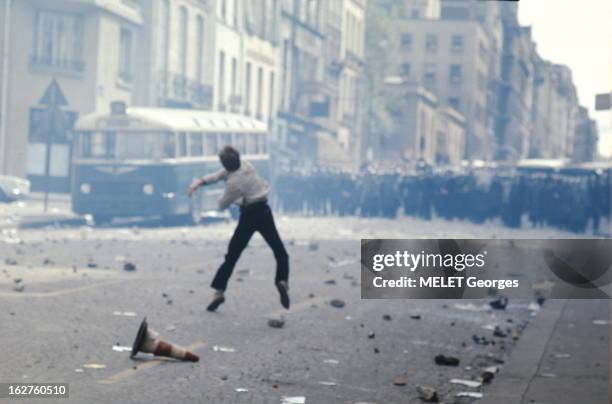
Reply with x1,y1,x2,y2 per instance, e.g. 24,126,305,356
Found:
80,132,115,159
178,133,188,157
260,133,267,154
246,134,256,155
220,133,231,148
190,133,204,156
233,133,245,153
163,133,176,158
205,133,218,156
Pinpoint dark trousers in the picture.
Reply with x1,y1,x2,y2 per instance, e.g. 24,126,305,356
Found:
211,202,289,291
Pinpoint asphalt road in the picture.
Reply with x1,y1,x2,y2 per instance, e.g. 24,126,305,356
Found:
0,213,557,404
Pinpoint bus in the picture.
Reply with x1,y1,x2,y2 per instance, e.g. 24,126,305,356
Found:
72,104,269,225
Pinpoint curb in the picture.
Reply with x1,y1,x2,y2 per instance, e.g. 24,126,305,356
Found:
481,299,567,404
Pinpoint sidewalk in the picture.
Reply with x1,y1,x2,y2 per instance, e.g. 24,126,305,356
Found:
483,299,610,404
0,193,83,229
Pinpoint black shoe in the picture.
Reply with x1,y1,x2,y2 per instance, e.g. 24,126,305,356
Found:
276,281,290,309
206,295,225,312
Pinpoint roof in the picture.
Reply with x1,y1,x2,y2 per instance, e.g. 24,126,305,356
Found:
75,107,268,133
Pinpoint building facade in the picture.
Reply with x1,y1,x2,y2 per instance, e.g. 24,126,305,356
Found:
395,17,493,160
0,0,142,191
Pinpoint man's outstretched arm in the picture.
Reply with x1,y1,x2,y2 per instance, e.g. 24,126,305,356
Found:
188,169,228,197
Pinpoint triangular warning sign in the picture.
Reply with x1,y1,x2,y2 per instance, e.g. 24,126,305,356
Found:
39,79,68,106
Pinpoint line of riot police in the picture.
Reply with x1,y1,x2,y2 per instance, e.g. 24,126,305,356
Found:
272,165,611,235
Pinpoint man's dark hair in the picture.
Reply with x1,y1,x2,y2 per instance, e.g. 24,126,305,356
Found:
219,145,241,172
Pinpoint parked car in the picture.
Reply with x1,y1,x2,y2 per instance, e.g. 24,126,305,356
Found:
0,175,30,202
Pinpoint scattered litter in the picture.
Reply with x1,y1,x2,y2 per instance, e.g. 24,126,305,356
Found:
268,318,285,329
454,303,487,312
112,311,137,317
329,259,358,268
489,297,508,310
456,392,483,399
329,299,345,308
392,378,407,386
281,397,305,404
450,378,482,388
323,359,339,365
593,320,610,325
416,385,438,402
434,354,460,366
212,346,236,353
112,345,132,353
123,262,137,272
235,388,248,393
83,363,106,369
318,381,336,386
480,366,499,383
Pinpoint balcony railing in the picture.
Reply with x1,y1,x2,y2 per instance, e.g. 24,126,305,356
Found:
30,55,85,74
158,71,213,109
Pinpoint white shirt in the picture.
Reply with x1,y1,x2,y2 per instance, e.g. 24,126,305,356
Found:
201,161,269,209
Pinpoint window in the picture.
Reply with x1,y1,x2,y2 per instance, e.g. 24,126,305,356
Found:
245,62,252,114
205,133,219,156
268,72,275,121
179,6,188,75
256,67,263,119
221,0,227,21
423,63,436,87
451,34,464,53
218,51,226,110
449,64,462,85
425,34,438,52
231,57,238,99
190,133,204,156
400,33,413,50
32,10,85,72
233,0,239,27
400,63,411,77
119,28,133,82
196,16,205,82
161,0,170,72
448,97,460,110
178,133,188,157
79,132,176,160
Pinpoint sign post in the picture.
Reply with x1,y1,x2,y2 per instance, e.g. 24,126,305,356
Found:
38,79,69,212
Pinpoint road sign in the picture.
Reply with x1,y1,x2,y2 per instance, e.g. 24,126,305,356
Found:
39,79,68,107
38,79,70,212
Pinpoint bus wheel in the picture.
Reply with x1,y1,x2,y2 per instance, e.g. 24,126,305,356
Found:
93,215,113,226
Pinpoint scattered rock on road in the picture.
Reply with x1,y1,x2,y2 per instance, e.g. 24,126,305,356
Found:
12,284,25,292
434,354,460,366
268,318,285,329
123,262,137,271
416,385,439,402
410,314,421,320
382,314,392,321
489,297,508,310
392,377,407,386
330,299,345,308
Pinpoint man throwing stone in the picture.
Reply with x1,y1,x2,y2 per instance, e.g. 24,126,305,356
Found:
188,145,290,312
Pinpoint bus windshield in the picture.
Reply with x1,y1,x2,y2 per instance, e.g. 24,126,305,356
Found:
78,131,176,160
